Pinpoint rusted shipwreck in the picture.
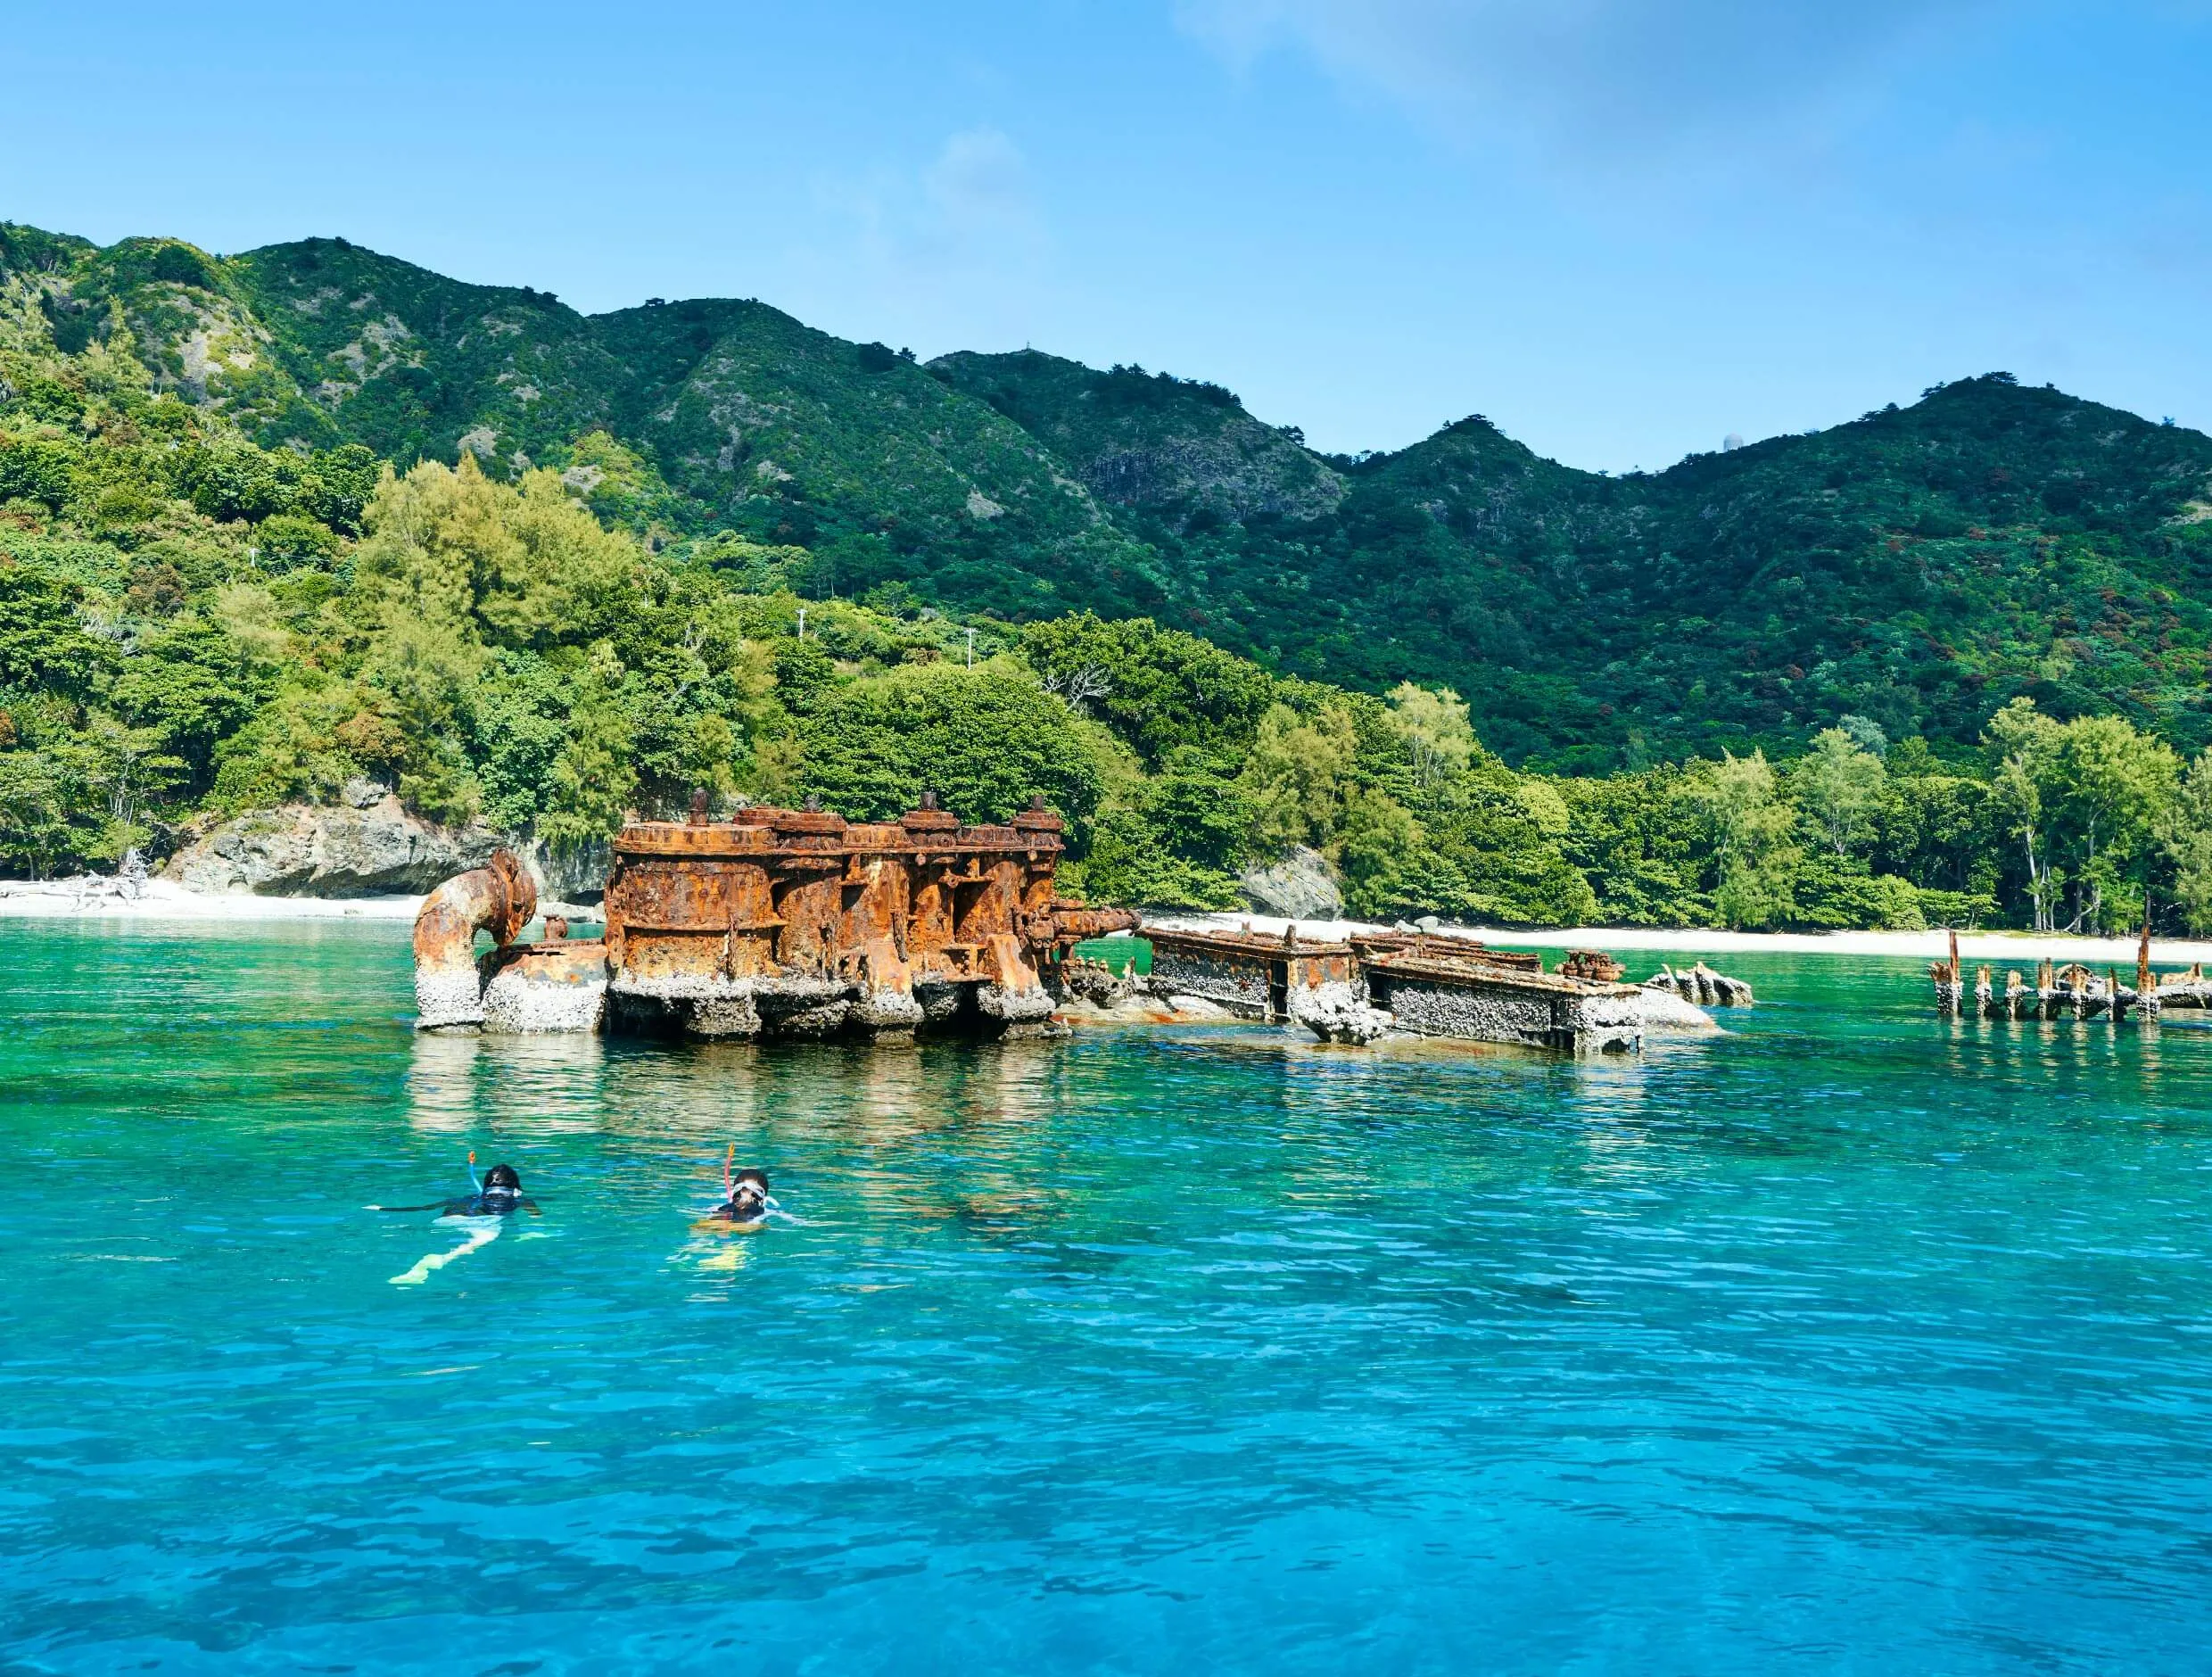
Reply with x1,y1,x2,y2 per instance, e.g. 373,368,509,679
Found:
413,793,1136,1042
1143,924,1649,1054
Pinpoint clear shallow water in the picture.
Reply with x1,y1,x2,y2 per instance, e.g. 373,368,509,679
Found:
3,925,2209,1675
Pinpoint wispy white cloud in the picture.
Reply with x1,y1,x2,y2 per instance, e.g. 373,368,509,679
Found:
783,127,1052,353
923,128,1039,240
1177,0,2000,166
812,128,1044,274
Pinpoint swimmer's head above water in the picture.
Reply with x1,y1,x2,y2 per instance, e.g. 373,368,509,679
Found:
710,1149,772,1222
367,1151,539,1219
477,1161,524,1209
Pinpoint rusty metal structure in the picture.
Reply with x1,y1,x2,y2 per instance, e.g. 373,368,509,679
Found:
1143,922,1647,1053
602,791,1135,1039
413,848,539,1030
1354,942,1645,1054
413,793,1137,1041
1556,948,1628,984
1139,924,1361,1023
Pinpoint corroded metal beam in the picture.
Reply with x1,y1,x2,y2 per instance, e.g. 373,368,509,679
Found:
412,849,537,1029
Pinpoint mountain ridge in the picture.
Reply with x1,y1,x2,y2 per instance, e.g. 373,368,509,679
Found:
7,220,2209,765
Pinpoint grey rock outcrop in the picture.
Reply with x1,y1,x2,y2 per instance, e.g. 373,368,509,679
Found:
522,839,610,905
1646,962,1755,1007
1288,980,1394,1045
1638,987,1723,1034
1239,847,1342,921
164,797,500,896
1082,436,1346,527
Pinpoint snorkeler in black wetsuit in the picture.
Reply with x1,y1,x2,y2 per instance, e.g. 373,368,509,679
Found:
370,1152,541,1219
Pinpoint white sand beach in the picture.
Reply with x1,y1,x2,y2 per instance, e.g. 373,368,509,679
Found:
0,878,602,925
6,877,2205,970
0,878,427,921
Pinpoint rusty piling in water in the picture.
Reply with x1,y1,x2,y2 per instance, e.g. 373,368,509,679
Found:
1933,919,2203,1028
2136,912,2156,1019
1931,928,1964,1015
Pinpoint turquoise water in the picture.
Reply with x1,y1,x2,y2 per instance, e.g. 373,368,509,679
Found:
4,924,2209,1674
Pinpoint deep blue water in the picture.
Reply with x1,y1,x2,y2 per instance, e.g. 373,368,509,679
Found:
3,921,2209,1674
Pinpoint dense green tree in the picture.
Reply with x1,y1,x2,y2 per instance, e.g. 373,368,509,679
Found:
1240,701,1362,854
1019,613,1276,764
1985,699,2178,933
0,566,114,699
799,662,1106,836
8,247,2212,936
1792,728,1886,859
2164,749,2212,934
1387,682,1476,792
109,615,268,788
1696,751,1802,929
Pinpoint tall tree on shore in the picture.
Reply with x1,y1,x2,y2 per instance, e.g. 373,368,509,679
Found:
1986,698,2064,933
1792,727,1886,860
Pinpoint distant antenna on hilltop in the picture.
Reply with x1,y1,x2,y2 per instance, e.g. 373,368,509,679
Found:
1723,434,1745,451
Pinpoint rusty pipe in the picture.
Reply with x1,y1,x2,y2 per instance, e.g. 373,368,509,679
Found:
413,849,538,1029
1028,900,1141,956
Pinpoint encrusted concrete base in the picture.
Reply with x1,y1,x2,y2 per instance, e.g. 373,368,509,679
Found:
853,986,927,1037
600,971,1058,1043
978,982,1055,1026
757,988,854,1039
1646,962,1755,1006
1148,945,1273,1016
1374,973,1643,1054
415,967,488,1032
915,982,968,1027
481,942,609,1034
689,994,764,1038
1157,991,1239,1019
607,974,860,1041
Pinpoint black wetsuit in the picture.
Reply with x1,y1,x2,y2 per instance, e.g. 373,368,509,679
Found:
376,1185,540,1218
706,1186,770,1223
438,1187,540,1218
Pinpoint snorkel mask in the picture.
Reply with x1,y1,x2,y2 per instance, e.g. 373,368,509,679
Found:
722,1148,772,1213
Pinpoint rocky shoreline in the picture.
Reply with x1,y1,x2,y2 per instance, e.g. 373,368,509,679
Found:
0,789,604,921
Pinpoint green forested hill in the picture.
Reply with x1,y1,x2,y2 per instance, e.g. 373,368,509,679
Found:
7,222,2212,772
9,221,2212,938
940,353,2212,765
928,349,1347,525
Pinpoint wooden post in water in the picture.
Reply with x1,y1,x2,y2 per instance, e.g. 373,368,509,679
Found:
2137,908,2157,1020
1932,929,1963,1015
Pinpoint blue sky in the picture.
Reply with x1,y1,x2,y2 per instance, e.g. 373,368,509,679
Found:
2,1,2207,470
